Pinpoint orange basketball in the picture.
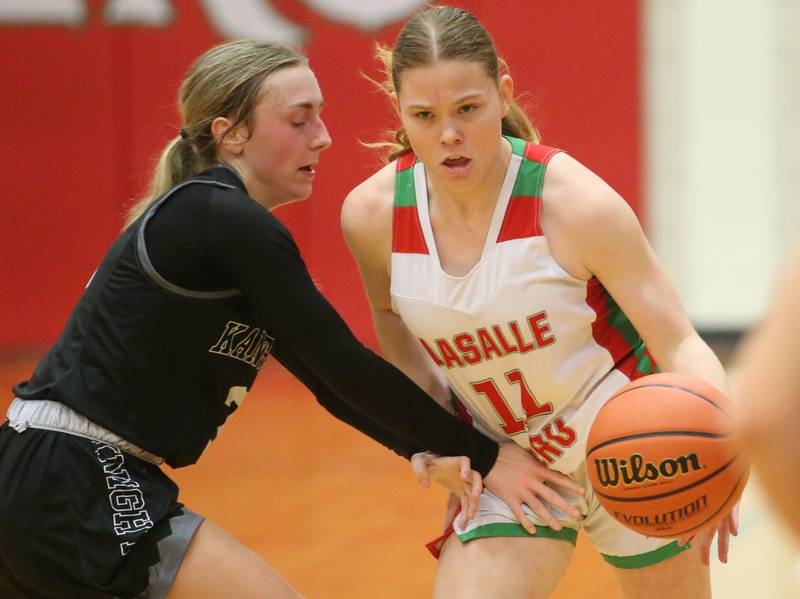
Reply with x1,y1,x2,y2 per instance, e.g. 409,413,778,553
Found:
586,372,748,538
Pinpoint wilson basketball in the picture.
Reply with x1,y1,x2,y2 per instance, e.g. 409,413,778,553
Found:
586,372,748,538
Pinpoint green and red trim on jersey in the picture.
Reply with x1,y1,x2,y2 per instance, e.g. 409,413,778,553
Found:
602,541,689,569
424,504,578,559
497,136,562,243
425,508,687,568
586,277,657,381
392,151,428,255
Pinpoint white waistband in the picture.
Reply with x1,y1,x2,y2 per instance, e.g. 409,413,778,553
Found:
6,398,164,465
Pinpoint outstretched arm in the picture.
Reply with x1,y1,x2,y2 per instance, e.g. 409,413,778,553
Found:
207,189,499,476
272,341,421,459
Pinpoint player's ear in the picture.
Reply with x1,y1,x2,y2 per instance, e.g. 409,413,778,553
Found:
498,74,513,118
213,117,248,156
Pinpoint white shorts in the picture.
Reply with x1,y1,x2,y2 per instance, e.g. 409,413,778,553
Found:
446,462,689,569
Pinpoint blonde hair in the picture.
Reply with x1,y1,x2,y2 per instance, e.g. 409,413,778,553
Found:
125,39,307,226
371,5,539,162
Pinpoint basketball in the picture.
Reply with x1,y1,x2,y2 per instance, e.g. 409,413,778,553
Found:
586,372,748,538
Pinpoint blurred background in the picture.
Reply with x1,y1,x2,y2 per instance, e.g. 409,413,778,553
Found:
1,1,798,597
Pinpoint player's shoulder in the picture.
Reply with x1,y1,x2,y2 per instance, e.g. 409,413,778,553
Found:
344,160,396,213
543,152,631,226
541,151,643,277
341,160,397,233
168,172,257,221
341,160,399,262
194,178,293,247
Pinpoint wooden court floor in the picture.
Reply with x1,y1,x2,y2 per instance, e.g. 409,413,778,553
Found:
1,353,797,598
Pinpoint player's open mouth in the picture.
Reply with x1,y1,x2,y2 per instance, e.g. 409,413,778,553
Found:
299,164,316,176
442,155,471,173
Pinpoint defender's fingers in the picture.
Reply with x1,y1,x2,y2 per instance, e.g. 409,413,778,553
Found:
468,471,482,500
457,495,470,528
443,494,459,532
521,493,562,532
459,456,471,481
411,452,435,487
465,472,482,520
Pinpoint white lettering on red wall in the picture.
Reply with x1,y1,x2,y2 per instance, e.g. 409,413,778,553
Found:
0,0,427,41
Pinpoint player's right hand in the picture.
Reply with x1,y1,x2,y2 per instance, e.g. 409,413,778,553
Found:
678,501,739,565
483,443,585,534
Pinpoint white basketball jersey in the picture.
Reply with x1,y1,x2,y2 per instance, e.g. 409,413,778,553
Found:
390,137,656,474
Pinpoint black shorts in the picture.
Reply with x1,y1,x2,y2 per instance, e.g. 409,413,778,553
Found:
0,422,204,598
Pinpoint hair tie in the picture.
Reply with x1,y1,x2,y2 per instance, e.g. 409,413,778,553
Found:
179,128,189,141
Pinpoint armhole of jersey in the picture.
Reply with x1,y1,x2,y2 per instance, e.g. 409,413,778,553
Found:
524,143,562,237
136,180,243,299
523,142,562,196
524,144,562,166
392,152,429,255
497,139,564,243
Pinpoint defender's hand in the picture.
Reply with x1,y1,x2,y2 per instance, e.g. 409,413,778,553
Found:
411,452,482,526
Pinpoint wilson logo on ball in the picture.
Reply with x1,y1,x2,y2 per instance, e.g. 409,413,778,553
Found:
592,452,703,488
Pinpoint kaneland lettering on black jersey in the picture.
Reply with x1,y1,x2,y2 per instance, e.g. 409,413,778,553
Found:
593,452,703,488
209,320,274,369
420,311,556,369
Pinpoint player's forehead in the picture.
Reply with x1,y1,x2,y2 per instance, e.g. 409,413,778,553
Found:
397,60,495,107
258,66,324,111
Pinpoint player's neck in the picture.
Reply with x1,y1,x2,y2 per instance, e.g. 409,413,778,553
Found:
426,141,511,223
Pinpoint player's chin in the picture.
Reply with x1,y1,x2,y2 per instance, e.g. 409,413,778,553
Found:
293,184,314,202
284,180,314,203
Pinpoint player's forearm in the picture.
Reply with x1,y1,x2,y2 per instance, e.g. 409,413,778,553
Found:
655,332,729,395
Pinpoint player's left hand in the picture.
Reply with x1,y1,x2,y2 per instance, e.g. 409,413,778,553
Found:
411,452,483,527
678,502,739,565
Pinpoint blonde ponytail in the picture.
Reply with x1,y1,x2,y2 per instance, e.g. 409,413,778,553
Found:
502,102,539,144
125,134,199,226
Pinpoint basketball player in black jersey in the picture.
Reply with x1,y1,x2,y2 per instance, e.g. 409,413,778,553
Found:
0,40,573,598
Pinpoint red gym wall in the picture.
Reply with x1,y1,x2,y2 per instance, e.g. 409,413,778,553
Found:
0,0,640,349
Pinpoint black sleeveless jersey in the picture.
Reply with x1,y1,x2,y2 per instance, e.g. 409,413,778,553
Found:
13,166,499,474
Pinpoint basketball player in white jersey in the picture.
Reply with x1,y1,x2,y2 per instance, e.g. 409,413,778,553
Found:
342,6,738,598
